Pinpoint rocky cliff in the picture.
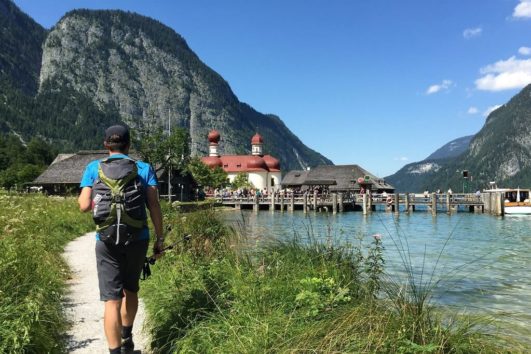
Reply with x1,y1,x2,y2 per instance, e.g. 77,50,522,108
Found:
39,9,332,169
0,0,46,95
386,85,531,191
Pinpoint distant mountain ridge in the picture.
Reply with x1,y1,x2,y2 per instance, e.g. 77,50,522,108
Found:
425,135,473,161
386,86,531,191
0,2,332,170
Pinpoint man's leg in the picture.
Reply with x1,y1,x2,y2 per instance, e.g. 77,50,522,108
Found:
104,299,122,349
121,289,138,326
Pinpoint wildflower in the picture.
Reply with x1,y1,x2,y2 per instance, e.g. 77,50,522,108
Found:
372,233,382,240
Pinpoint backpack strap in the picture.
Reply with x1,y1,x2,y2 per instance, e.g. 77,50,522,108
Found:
97,162,138,193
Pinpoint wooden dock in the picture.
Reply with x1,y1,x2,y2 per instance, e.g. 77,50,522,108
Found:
217,192,506,216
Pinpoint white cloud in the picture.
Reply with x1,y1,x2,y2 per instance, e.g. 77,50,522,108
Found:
467,106,479,114
483,104,502,117
394,157,409,162
463,27,482,39
426,80,453,95
475,56,531,91
519,46,531,55
513,0,531,18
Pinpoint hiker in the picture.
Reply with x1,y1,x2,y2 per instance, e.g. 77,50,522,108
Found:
78,125,164,354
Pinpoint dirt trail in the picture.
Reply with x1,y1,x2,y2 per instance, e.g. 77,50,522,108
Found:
62,232,149,353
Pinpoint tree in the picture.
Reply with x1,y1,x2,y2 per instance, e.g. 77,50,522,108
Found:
231,172,254,190
0,133,53,190
134,126,190,173
187,157,228,190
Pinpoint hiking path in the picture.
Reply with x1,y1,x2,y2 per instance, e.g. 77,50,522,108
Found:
62,232,150,353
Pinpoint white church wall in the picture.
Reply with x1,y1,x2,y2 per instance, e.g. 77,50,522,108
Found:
248,173,267,190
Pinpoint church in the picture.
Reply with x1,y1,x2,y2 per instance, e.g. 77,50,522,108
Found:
201,130,282,192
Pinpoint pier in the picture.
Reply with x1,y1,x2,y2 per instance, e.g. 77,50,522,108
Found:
217,192,506,216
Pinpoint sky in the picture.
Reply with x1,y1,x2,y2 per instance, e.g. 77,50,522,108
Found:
15,0,531,176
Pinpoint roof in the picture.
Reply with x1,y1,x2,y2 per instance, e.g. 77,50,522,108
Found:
280,170,309,186
201,154,281,173
280,165,394,191
33,150,149,185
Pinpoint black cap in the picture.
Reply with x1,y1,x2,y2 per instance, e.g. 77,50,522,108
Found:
105,125,130,144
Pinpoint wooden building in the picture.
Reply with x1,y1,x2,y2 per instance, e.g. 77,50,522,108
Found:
281,165,394,193
32,150,194,199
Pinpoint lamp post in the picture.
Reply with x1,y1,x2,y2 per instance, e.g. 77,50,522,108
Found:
462,170,469,193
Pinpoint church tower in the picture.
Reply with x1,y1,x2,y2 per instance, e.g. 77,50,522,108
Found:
251,133,263,156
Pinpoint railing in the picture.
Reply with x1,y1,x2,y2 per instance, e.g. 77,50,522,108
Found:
216,193,484,205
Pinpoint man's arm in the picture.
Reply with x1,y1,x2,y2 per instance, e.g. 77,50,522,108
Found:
78,187,92,212
146,186,164,254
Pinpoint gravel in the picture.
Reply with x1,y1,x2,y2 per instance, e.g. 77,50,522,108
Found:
62,232,149,353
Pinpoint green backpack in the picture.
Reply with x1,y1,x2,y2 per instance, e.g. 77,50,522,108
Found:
91,157,147,245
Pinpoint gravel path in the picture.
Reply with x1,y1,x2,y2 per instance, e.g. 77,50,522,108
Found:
62,232,149,353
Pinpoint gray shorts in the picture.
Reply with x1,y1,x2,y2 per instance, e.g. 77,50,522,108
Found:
95,239,149,301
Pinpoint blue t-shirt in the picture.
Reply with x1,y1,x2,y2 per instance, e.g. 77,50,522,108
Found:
80,154,158,241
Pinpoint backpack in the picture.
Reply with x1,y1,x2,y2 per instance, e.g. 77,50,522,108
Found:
91,157,147,245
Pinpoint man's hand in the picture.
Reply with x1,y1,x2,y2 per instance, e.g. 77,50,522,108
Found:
153,237,164,259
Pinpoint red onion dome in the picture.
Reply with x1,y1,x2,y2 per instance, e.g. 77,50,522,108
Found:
251,133,263,144
208,130,220,144
263,155,280,170
247,156,267,169
202,156,222,168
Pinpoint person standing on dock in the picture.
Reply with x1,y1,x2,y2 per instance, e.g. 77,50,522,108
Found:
78,125,164,354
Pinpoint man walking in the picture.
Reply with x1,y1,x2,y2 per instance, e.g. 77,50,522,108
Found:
78,125,164,354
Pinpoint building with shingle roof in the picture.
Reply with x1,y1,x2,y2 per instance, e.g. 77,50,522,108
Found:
31,150,175,195
281,165,394,193
33,151,111,193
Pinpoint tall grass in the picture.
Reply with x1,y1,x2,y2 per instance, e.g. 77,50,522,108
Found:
0,192,93,353
141,208,521,353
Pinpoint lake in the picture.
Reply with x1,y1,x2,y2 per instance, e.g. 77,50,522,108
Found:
224,209,531,343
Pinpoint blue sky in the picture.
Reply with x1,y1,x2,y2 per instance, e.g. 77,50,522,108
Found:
16,0,531,176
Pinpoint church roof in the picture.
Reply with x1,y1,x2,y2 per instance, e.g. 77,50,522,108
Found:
201,155,280,173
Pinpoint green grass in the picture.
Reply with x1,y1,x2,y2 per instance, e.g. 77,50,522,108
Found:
0,192,93,353
141,208,521,353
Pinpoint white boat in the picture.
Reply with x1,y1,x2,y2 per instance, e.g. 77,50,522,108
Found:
486,188,531,215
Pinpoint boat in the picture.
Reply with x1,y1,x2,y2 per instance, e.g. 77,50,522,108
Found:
485,188,531,215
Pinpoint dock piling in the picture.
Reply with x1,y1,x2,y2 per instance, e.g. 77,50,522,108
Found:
394,193,399,213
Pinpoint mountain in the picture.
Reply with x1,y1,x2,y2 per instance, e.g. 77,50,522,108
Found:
35,9,331,170
0,0,46,95
386,85,531,192
425,135,473,160
0,4,331,170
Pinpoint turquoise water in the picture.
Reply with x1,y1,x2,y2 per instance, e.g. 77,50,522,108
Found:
224,210,531,343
